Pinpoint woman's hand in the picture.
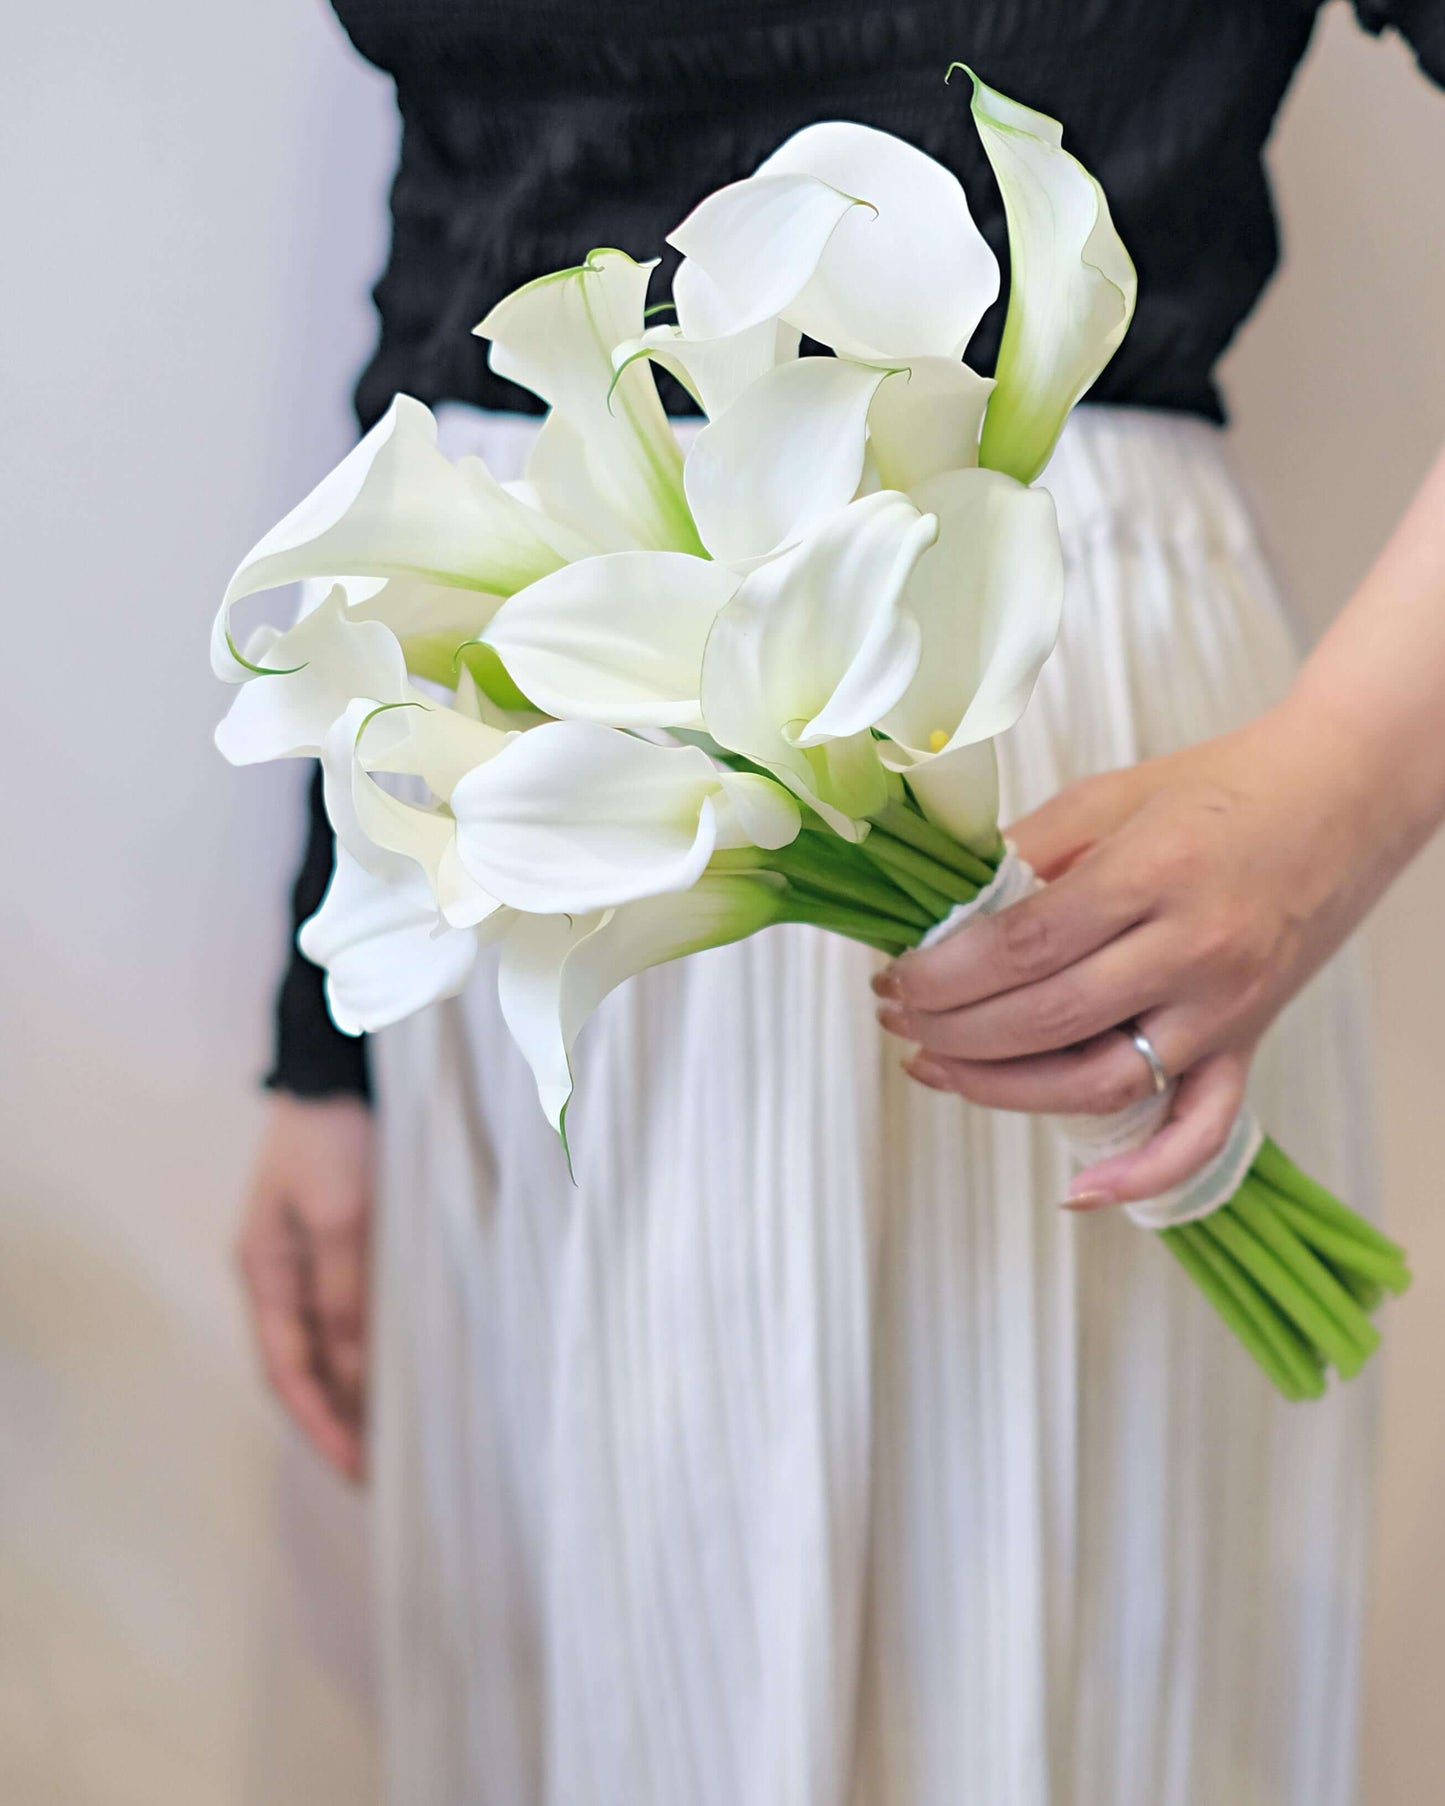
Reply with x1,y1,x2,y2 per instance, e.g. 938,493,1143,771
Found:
236,1094,373,1481
873,698,1407,1207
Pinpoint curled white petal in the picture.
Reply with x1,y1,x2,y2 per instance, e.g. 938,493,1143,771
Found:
967,70,1137,483
216,397,585,681
878,467,1064,760
613,319,801,423
700,490,936,833
476,249,701,553
299,844,482,1035
866,357,995,491
684,357,891,562
214,587,411,765
481,550,738,727
453,722,738,913
497,874,785,1139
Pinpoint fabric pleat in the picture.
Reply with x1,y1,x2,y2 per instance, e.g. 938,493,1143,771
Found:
373,403,1376,1806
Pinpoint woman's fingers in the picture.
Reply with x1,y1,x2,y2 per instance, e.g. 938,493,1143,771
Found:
238,1202,360,1479
309,1211,369,1476
876,832,1149,1015
1064,1046,1252,1207
878,922,1184,1062
902,1026,1161,1116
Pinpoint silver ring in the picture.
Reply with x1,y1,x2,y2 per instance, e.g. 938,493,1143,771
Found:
1127,1024,1169,1095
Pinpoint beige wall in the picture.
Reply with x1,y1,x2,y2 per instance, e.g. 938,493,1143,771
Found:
1223,9,1445,1797
1,3,1441,1801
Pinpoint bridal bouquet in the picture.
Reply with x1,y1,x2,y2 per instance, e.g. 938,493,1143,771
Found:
215,71,1409,1397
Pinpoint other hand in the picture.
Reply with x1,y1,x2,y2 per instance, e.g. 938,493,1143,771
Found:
873,701,1394,1206
236,1094,373,1481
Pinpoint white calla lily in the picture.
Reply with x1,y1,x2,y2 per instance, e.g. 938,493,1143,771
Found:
451,720,799,914
700,490,937,835
342,574,509,687
322,698,509,930
497,873,786,1141
476,249,703,554
669,122,999,360
214,585,412,765
215,397,587,680
898,738,1003,855
878,467,1063,762
611,317,801,421
299,842,490,1036
481,550,738,727
865,356,996,492
683,355,892,562
964,69,1137,484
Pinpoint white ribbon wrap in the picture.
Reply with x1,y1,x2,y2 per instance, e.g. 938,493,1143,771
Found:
919,845,1262,1228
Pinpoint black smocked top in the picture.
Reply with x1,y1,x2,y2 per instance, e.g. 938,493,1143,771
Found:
269,0,1445,1100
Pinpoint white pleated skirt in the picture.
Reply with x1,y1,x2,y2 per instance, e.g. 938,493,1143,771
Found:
372,404,1377,1806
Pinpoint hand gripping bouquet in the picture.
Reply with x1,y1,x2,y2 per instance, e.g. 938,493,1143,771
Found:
216,72,1409,1398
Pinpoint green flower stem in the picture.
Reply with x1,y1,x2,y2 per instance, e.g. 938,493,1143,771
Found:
780,893,914,955
1232,1180,1382,1365
1201,1207,1368,1380
1160,1226,1303,1400
859,834,971,916
1173,1222,1326,1400
765,840,930,930
1261,1192,1410,1295
1334,1268,1385,1314
1252,1139,1409,1268
874,801,1000,888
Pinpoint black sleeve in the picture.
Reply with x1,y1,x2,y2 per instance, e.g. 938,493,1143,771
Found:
264,764,372,1103
1353,0,1445,83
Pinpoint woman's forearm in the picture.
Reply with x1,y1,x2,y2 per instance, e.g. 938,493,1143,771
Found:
1288,439,1445,863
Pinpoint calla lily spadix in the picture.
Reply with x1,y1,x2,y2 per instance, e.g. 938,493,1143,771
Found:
475,248,705,557
452,721,801,914
214,396,589,683
668,121,1000,361
962,68,1138,486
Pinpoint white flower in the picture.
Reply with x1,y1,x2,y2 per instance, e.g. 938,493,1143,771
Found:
214,397,589,684
476,248,703,555
877,467,1064,848
964,69,1137,485
699,490,939,836
668,122,999,361
497,873,786,1141
451,720,800,914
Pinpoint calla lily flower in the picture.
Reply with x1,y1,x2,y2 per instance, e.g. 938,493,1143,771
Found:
700,489,938,835
321,695,509,931
497,873,787,1140
682,352,996,562
214,585,412,765
611,317,801,423
963,69,1138,485
451,720,800,914
299,842,492,1036
684,356,892,562
875,466,1063,846
668,122,999,361
215,397,590,683
476,249,704,555
480,550,739,728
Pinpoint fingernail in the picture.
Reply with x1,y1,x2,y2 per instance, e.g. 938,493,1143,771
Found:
875,1002,907,1034
1061,1189,1117,1213
870,968,899,999
904,1054,949,1089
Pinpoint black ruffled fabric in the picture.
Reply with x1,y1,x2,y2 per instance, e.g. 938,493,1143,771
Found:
269,0,1445,1101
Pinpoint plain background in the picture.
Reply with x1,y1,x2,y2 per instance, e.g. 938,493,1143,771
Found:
2,2,1442,1799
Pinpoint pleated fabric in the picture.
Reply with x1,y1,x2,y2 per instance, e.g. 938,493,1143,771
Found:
372,404,1378,1806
